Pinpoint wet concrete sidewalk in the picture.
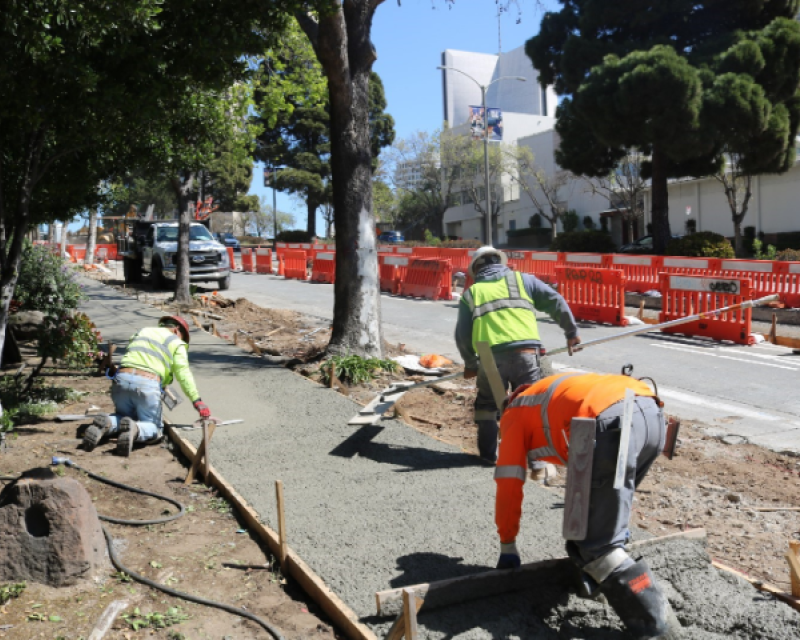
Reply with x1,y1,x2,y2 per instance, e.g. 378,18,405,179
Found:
81,280,800,639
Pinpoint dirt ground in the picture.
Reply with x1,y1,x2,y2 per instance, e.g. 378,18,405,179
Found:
0,357,339,639
9,272,794,639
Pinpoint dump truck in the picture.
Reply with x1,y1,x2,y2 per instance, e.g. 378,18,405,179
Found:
117,220,231,290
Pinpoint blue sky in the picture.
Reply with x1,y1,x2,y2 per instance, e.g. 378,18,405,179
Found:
247,0,558,234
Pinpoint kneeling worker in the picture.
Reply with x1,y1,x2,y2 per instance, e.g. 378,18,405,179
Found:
454,246,580,464
83,316,212,456
494,372,681,639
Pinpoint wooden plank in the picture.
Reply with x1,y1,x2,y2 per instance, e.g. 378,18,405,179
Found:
613,388,635,490
184,420,215,485
202,421,214,480
87,599,129,640
712,560,800,613
276,480,288,568
475,341,506,410
788,541,800,598
563,417,595,540
166,425,377,640
385,594,425,640
402,589,419,640
375,529,706,617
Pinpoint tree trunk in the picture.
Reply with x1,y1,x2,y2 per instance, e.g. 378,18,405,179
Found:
306,4,383,358
307,200,317,237
170,173,194,305
59,220,68,257
650,146,671,254
85,208,98,265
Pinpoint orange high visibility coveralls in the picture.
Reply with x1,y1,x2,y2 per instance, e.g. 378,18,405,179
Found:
495,373,656,544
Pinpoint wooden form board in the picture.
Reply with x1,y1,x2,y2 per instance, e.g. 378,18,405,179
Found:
166,425,377,640
712,560,800,613
348,389,408,426
375,528,707,617
562,417,595,541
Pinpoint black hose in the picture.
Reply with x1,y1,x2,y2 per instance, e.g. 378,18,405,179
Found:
55,459,286,640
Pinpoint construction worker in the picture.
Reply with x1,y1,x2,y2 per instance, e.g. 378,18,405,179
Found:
494,372,681,639
454,246,581,464
83,316,212,456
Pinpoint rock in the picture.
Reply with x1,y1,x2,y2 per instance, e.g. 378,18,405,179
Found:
726,493,742,503
8,310,45,339
431,381,462,393
721,434,748,446
0,468,107,586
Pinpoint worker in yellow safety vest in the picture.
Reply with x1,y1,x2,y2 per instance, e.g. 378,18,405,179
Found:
83,315,212,456
455,246,581,465
494,373,680,639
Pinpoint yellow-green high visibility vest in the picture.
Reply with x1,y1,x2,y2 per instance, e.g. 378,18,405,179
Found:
462,271,539,351
119,327,198,400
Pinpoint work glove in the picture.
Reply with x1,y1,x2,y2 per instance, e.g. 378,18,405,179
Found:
496,541,521,570
567,336,582,356
463,368,478,380
193,399,211,419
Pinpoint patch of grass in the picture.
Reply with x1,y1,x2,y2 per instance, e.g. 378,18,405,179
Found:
321,354,398,385
122,606,190,631
207,496,231,514
0,581,25,604
0,375,86,430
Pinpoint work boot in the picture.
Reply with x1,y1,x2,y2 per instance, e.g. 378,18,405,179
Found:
116,417,140,457
599,559,683,639
83,415,112,452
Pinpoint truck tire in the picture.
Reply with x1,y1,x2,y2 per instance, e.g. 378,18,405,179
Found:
217,274,231,291
151,259,167,290
123,257,142,284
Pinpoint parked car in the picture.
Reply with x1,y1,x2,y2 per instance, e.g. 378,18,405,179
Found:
619,234,683,254
378,230,405,244
215,232,241,252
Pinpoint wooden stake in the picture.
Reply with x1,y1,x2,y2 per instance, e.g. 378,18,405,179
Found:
87,599,129,640
329,361,335,389
384,594,424,640
638,299,645,321
233,332,239,346
276,480,288,568
789,541,800,597
184,420,216,485
248,338,262,356
191,314,204,330
770,313,778,344
402,589,419,640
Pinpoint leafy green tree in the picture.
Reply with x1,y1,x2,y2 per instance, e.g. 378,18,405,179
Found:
527,1,800,254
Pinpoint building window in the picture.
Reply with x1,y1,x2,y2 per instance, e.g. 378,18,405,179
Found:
508,220,516,231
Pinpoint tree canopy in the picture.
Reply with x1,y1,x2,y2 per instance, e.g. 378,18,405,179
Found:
527,0,800,253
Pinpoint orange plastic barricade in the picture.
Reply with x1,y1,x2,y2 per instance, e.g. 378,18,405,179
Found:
226,248,239,271
660,256,721,277
254,248,272,274
379,255,409,294
718,258,782,301
377,245,395,253
608,254,663,294
562,252,608,270
659,273,753,345
440,248,471,273
283,250,308,280
241,248,255,273
96,248,108,264
399,258,452,301
310,252,335,283
775,262,800,308
555,266,628,326
395,247,414,256
413,247,441,259
522,251,561,284
505,250,530,273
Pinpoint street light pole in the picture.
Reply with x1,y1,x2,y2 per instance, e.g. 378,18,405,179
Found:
437,66,526,246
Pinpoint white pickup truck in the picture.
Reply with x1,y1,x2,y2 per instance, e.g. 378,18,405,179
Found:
120,221,231,290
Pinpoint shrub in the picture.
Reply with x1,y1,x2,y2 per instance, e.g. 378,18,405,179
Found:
551,230,617,253
752,239,777,260
666,231,735,258
773,231,800,251
506,227,551,239
600,216,609,232
582,216,595,230
685,218,697,234
423,229,442,246
37,312,101,371
275,229,313,242
562,210,579,233
776,248,800,261
15,243,83,315
321,354,397,385
529,213,542,229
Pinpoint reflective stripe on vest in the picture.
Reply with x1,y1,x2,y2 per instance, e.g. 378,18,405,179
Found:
121,328,183,383
494,465,527,481
468,271,539,351
509,373,584,465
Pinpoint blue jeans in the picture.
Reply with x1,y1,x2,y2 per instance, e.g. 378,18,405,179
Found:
108,373,163,442
474,349,542,462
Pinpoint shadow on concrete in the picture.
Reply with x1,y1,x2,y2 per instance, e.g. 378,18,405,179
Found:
329,425,490,472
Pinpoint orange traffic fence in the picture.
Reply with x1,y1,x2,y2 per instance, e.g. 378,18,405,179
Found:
379,255,409,294
255,248,272,274
398,258,452,301
660,256,720,277
607,254,663,294
310,252,336,283
659,273,754,345
241,248,255,273
555,266,628,326
283,250,308,281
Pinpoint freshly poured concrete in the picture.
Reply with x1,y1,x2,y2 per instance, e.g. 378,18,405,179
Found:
81,281,800,639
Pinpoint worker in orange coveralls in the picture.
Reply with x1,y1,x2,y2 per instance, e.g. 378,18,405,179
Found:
494,372,681,640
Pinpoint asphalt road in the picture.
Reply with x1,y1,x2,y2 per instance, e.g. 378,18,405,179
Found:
223,272,800,453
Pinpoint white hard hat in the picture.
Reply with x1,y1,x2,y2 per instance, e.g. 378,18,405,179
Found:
468,246,508,278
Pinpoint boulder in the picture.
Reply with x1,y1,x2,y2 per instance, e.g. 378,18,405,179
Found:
8,310,46,340
0,468,107,586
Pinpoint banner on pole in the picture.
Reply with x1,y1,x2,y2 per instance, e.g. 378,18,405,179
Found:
468,106,503,141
